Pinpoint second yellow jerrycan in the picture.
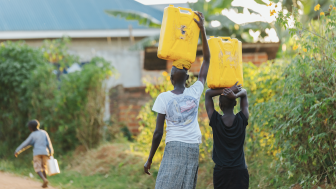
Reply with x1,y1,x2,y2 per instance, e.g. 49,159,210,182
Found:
207,37,244,89
157,5,200,63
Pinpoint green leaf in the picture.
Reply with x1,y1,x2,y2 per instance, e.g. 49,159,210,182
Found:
254,0,267,5
240,22,272,31
210,0,234,10
208,15,235,28
105,10,161,28
301,0,314,15
231,6,244,13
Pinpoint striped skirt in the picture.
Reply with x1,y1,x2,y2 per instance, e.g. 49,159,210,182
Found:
155,141,200,189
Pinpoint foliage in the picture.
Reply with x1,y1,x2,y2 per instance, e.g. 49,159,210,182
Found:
135,60,287,188
0,39,114,157
188,0,271,41
0,41,46,155
272,0,331,22
105,0,273,50
105,10,161,28
253,2,336,187
41,37,77,67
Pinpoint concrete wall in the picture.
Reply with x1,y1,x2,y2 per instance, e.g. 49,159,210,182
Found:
94,50,144,121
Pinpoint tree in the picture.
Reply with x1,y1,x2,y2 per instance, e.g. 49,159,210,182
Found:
105,0,272,49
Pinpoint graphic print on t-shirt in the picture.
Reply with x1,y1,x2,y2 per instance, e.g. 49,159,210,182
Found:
166,95,198,126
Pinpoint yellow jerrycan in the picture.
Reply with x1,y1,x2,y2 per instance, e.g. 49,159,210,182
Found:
157,5,200,63
207,36,243,89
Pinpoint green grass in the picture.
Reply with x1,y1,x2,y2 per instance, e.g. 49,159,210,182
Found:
49,171,143,189
0,142,157,189
0,160,146,189
0,142,286,189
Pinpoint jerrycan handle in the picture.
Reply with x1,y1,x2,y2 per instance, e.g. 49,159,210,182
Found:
219,37,237,55
220,37,232,41
178,7,193,13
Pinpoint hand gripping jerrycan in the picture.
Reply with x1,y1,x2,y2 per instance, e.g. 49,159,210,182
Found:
207,36,244,89
47,156,60,176
157,5,200,63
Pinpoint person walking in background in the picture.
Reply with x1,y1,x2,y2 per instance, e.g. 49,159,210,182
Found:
14,120,54,188
143,11,209,189
204,83,249,189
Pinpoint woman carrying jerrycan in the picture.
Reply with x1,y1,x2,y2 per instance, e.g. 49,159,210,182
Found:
143,11,209,189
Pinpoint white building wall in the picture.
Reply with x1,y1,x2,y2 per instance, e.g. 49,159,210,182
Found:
73,49,143,121
13,38,162,121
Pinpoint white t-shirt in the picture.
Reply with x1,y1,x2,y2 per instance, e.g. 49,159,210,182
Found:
152,81,204,144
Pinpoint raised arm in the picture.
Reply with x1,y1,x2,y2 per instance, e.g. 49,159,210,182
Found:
237,89,249,119
194,12,210,85
205,89,223,119
205,82,242,119
223,88,249,119
144,113,165,175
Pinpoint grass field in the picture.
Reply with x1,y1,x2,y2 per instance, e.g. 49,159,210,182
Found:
0,140,281,189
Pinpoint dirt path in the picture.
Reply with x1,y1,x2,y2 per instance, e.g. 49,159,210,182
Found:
0,172,56,189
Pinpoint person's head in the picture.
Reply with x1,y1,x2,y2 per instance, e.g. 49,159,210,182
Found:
27,120,40,132
170,66,189,86
219,95,237,112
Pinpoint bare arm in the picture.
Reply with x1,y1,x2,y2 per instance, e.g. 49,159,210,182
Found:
45,131,54,156
194,12,210,85
205,82,242,120
144,113,165,175
223,88,249,119
205,89,223,120
237,89,249,119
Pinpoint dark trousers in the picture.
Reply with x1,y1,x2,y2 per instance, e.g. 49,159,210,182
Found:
213,165,249,189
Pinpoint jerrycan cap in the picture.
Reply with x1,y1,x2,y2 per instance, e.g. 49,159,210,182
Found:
169,5,174,7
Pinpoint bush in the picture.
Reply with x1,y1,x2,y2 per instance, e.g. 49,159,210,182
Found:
0,39,114,157
0,41,46,155
253,3,336,187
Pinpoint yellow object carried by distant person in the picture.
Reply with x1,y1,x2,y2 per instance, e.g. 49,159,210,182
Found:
206,36,244,89
157,5,200,63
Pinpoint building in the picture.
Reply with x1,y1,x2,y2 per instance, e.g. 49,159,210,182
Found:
0,0,164,131
0,0,279,134
0,0,164,87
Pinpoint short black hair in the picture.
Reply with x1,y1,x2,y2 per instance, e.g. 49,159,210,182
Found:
219,95,236,110
27,120,40,130
171,66,188,83
171,66,188,76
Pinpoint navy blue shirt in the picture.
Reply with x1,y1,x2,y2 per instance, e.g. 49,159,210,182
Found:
209,110,248,169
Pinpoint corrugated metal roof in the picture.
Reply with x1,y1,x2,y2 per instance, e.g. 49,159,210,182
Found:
0,0,163,31
150,3,189,11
